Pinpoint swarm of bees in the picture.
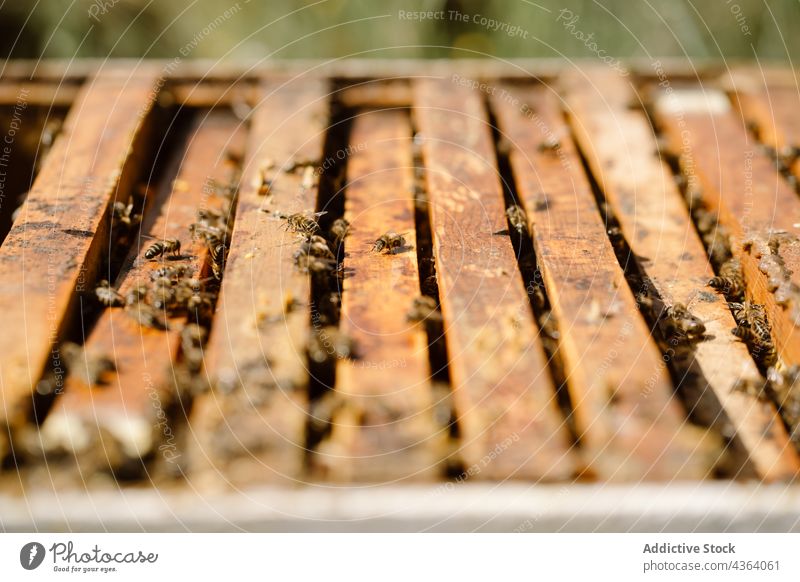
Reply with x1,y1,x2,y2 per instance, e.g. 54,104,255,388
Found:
372,231,407,254
730,301,777,368
659,302,706,344
708,258,745,300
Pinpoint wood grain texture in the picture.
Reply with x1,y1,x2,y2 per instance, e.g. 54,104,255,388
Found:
187,80,329,487
565,69,799,481
653,85,800,367
39,111,245,472
492,82,720,481
314,109,449,482
413,78,577,481
0,67,161,459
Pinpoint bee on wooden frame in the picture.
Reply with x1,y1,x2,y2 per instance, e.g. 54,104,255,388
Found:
145,238,182,260
95,280,125,307
371,231,408,254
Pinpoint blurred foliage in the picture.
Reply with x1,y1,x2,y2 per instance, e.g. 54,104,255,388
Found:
1,0,798,60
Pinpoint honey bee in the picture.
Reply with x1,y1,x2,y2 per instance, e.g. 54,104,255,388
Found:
371,231,408,253
180,323,208,373
280,211,327,235
708,258,744,299
660,302,706,344
505,205,528,235
125,283,150,306
61,342,117,387
94,280,124,307
406,296,442,324
150,265,188,281
150,278,177,311
731,301,777,367
176,279,214,315
294,235,335,263
111,199,139,229
207,240,227,280
145,238,181,260
328,218,350,248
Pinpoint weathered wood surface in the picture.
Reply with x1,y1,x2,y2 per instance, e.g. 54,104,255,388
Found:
493,82,719,481
0,68,160,459
413,78,577,481
653,85,800,367
314,109,448,482
187,80,329,486
39,111,245,472
565,69,799,481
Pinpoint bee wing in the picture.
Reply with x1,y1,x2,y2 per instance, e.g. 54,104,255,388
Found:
310,210,328,219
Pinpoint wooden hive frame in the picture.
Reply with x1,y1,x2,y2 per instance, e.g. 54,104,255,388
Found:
0,60,799,531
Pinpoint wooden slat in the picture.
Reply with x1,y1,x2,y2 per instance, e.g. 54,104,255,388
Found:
338,80,411,109
492,82,719,481
187,80,329,487
653,86,800,367
39,111,245,470
728,75,800,180
413,78,577,481
313,109,448,482
0,82,79,106
0,68,160,459
564,69,799,481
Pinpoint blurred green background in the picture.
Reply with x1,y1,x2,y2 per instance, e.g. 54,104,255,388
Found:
1,0,798,61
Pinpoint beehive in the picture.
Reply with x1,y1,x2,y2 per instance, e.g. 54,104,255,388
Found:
1,60,799,531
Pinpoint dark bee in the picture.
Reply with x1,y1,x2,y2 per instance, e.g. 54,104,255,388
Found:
181,323,208,373
94,280,124,307
145,238,181,260
731,301,777,367
506,205,528,235
294,235,335,263
709,258,744,299
61,342,116,387
372,231,408,254
207,240,227,280
328,218,350,247
660,302,706,344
